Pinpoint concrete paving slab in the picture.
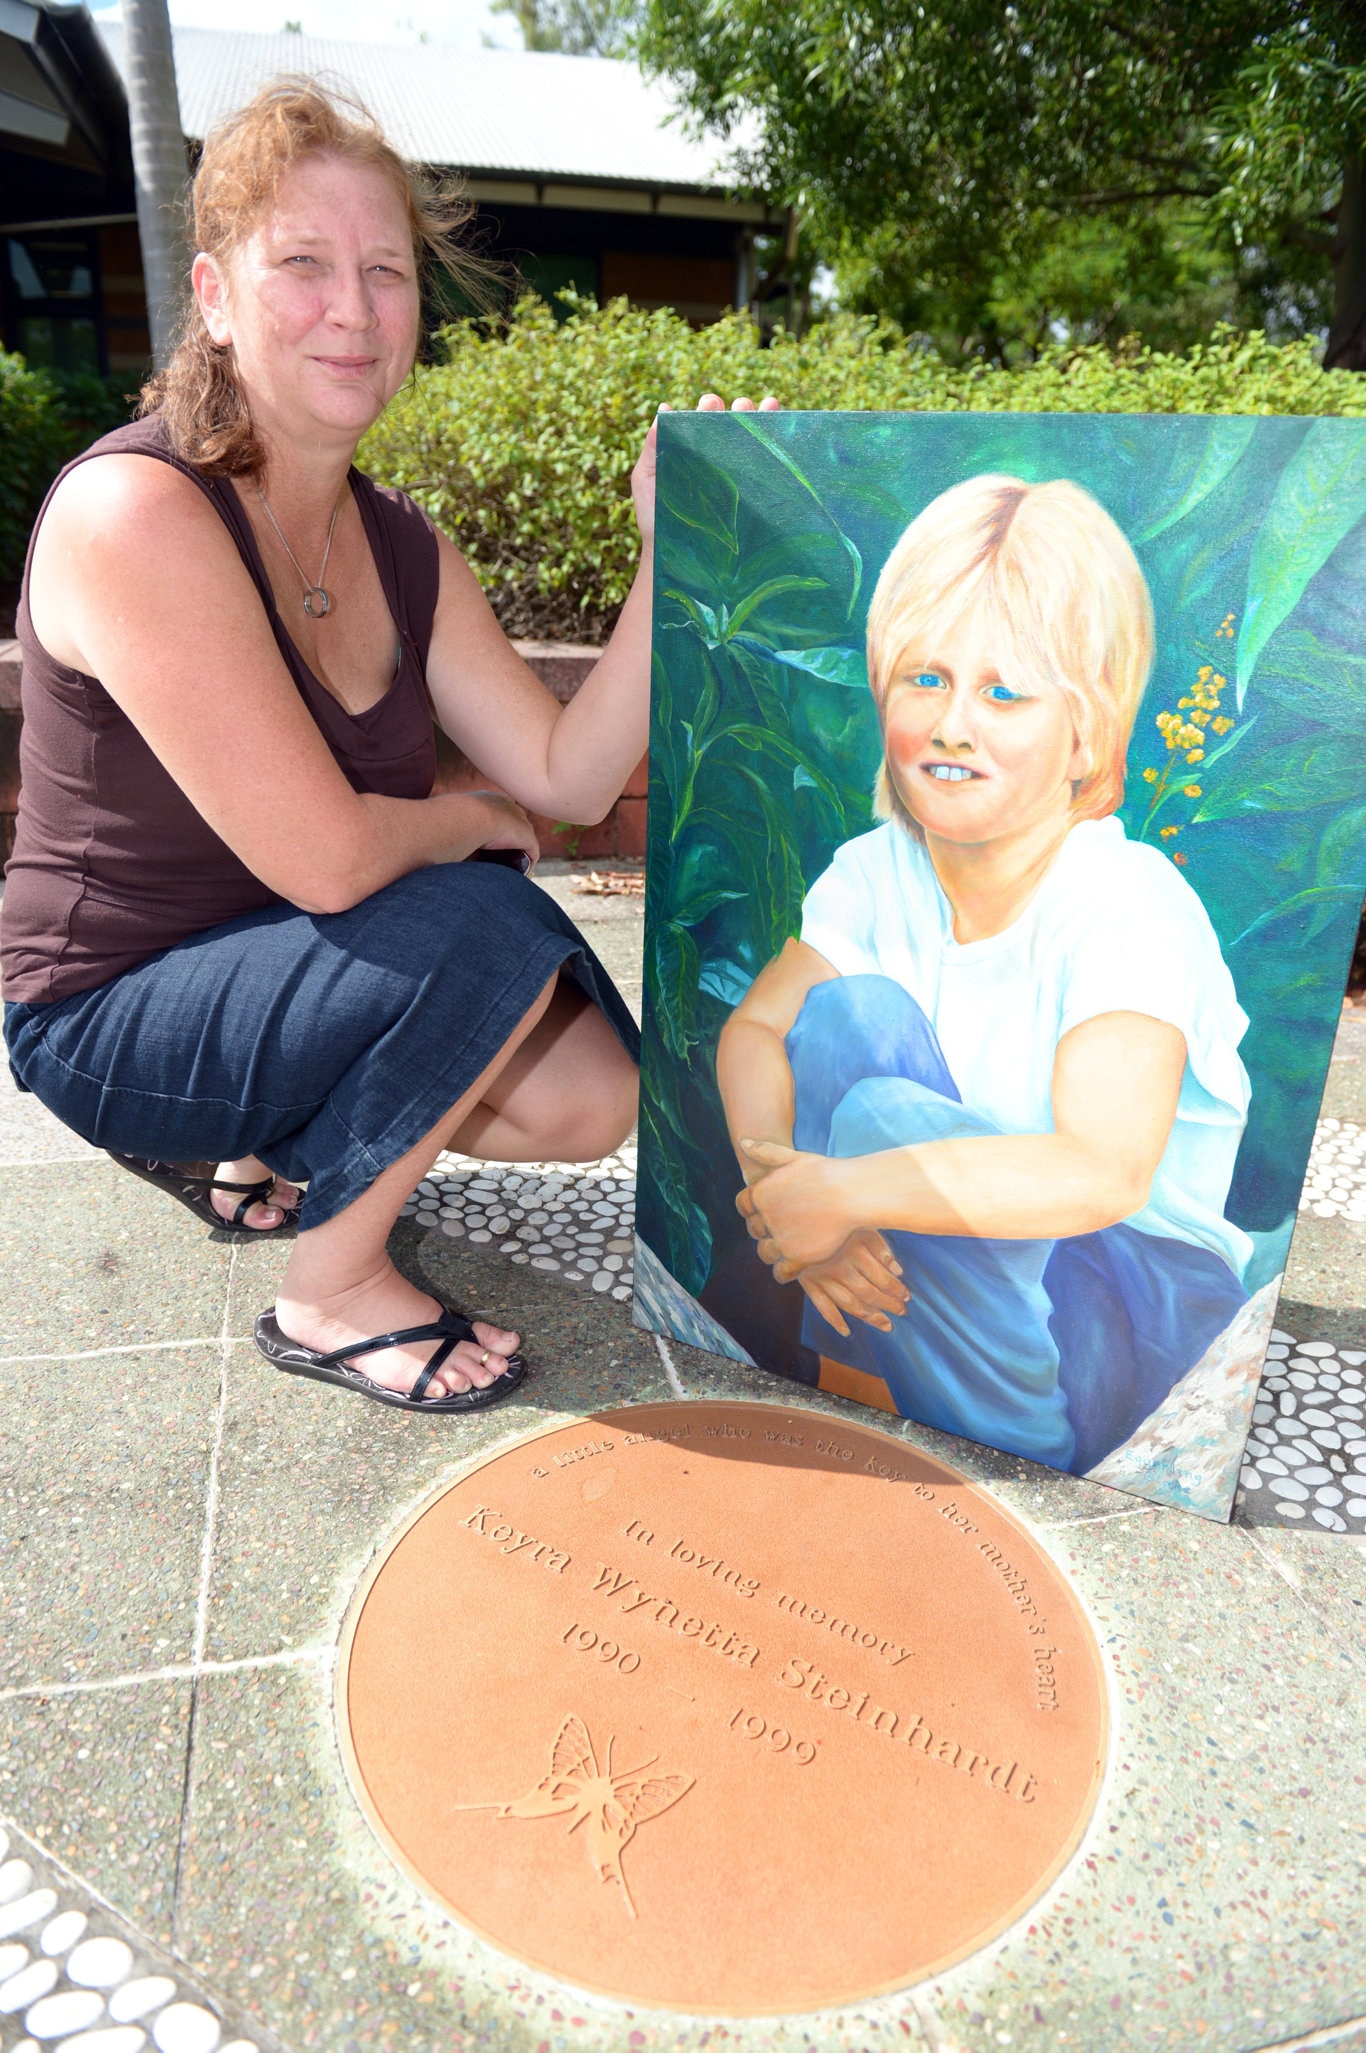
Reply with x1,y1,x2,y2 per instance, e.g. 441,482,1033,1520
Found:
916,1511,1366,2053
202,1230,672,1666
0,1160,234,1355
0,1344,221,1689
0,1679,191,1948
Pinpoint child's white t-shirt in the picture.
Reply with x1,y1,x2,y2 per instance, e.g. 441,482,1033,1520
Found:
799,816,1252,1278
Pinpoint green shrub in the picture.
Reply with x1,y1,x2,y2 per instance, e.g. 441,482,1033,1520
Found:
361,298,1366,641
0,353,134,589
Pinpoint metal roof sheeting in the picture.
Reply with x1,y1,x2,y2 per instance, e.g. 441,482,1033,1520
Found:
96,21,744,193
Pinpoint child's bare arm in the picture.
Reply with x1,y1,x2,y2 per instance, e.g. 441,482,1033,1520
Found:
715,939,839,1183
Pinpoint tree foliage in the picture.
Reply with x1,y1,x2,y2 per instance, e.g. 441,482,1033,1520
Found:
490,0,640,57
637,1,1366,363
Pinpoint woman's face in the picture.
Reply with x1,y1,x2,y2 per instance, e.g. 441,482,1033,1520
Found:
882,609,1088,848
195,152,420,450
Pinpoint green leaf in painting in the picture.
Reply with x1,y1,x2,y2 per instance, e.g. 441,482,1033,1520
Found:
653,920,700,1060
1229,885,1362,950
1236,419,1366,710
726,574,828,638
1135,419,1257,545
662,589,722,644
1258,629,1366,740
770,645,869,689
1191,732,1365,822
658,454,739,558
698,958,754,1006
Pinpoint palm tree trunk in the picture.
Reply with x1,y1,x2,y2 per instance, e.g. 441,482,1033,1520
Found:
124,0,188,371
1325,149,1366,372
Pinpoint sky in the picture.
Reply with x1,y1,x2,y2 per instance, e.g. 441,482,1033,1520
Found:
90,0,521,50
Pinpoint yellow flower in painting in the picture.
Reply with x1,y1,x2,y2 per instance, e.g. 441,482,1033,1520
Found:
1140,621,1235,848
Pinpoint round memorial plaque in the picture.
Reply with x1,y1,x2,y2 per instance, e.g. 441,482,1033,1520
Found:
339,1403,1107,2013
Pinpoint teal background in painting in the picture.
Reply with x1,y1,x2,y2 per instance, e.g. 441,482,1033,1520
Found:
637,412,1366,1303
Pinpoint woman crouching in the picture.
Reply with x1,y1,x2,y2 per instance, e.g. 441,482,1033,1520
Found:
2,80,771,1411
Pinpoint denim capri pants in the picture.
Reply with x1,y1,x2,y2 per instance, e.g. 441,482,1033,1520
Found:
3,862,640,1231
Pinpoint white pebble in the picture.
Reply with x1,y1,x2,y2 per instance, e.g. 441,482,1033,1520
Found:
1268,1476,1309,1500
1278,1392,1297,1415
1262,1344,1290,1359
23,1989,105,2036
1311,1431,1342,1451
1257,1456,1287,1477
592,1272,613,1292
1296,1466,1333,1486
1347,1499,1366,1517
607,1238,634,1254
1315,1484,1344,1505
108,1980,175,2025
499,1241,520,1254
151,2005,220,2053
1298,1341,1337,1356
510,1252,529,1264
1301,1408,1336,1427
612,1285,632,1301
1275,1500,1306,1518
39,1915,86,1957
66,1941,134,1990
440,1221,466,1238
0,1866,34,1909
530,1256,560,1271
0,1960,57,2012
219,2043,260,2053
467,1230,492,1244
0,1896,59,1943
1340,1353,1365,1367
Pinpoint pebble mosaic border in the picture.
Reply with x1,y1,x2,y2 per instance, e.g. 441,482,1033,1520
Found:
0,1828,259,2053
1299,1118,1366,1222
398,1141,638,1302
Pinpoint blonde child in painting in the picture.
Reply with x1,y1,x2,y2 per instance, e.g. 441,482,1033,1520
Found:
716,475,1252,1473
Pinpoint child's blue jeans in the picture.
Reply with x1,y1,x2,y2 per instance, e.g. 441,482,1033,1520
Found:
786,974,1248,1472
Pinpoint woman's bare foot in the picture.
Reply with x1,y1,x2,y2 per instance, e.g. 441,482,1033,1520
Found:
273,1260,519,1399
212,1155,302,1230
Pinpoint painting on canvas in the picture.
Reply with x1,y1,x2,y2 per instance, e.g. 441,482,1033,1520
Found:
632,410,1366,1521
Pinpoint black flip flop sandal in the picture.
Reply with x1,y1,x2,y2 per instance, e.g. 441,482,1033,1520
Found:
253,1302,528,1412
108,1154,302,1237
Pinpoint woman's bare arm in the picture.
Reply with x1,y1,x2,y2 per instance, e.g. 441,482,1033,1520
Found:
27,456,533,914
740,1010,1188,1273
421,536,652,827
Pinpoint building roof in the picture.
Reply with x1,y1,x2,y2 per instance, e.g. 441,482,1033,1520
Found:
95,22,749,198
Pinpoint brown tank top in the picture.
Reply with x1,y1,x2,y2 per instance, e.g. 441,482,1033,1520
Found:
1,414,441,1004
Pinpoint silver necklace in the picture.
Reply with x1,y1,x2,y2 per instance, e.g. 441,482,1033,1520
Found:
256,485,342,618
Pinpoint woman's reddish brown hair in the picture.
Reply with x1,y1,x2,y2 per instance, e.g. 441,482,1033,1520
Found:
140,77,493,476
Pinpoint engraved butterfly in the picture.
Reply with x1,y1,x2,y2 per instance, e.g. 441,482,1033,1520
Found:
456,1712,694,1918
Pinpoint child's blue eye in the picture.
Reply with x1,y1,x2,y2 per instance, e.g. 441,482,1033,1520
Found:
911,671,947,689
983,682,1025,704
